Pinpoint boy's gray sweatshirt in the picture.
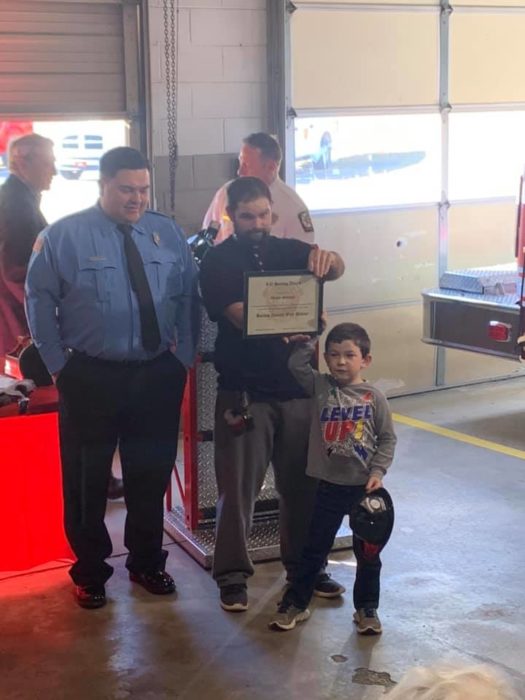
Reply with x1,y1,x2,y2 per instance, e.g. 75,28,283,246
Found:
289,342,397,486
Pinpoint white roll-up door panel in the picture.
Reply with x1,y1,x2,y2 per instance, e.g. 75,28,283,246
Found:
288,1,525,392
450,13,525,104
297,0,437,5
454,0,525,6
291,9,439,109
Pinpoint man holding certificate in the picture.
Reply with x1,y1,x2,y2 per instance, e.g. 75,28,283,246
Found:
199,176,345,612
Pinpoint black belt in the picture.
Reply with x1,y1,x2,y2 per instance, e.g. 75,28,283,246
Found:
70,349,171,368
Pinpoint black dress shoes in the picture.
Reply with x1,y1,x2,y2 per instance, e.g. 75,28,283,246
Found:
129,570,176,595
107,475,125,501
74,584,106,609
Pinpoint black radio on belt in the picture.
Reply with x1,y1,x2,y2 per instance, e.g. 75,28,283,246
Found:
223,391,254,436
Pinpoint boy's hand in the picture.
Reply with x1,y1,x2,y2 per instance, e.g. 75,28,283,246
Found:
365,476,383,493
283,310,328,344
283,333,313,344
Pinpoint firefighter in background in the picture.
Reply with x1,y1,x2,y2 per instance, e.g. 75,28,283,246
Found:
0,133,54,359
203,132,315,244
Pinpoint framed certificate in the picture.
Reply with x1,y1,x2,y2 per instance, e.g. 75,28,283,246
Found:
243,270,323,338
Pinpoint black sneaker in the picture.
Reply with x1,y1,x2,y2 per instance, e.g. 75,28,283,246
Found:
313,572,346,598
129,570,176,595
219,584,248,612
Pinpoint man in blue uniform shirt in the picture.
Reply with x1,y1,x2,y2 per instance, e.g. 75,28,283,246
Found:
26,147,200,609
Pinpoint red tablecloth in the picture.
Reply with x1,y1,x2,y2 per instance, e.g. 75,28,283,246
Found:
0,388,72,571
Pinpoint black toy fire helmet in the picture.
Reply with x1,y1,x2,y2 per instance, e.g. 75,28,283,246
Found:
350,487,394,546
18,342,53,387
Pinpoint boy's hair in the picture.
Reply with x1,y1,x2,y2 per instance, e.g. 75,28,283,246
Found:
325,322,371,357
385,664,519,700
226,176,272,213
99,147,150,179
243,132,282,164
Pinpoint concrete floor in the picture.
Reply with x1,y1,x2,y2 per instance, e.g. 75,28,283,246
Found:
1,377,525,699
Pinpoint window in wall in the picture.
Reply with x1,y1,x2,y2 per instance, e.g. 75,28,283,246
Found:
294,114,441,211
38,120,128,222
449,111,525,201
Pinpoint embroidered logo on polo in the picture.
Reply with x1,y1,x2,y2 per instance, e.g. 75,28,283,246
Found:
298,210,314,233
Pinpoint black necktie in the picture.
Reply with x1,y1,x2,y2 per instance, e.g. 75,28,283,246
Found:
117,224,161,352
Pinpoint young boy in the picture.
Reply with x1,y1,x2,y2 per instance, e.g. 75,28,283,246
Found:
269,322,397,634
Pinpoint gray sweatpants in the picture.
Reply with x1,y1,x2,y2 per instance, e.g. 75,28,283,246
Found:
212,390,319,588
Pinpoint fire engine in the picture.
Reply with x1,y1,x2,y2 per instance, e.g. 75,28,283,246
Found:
422,174,525,362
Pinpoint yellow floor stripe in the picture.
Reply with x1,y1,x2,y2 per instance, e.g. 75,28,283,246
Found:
392,412,525,460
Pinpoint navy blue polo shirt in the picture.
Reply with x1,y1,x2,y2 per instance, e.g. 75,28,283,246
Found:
200,234,313,400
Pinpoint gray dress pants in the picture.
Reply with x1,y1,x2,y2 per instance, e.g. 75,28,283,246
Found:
212,390,319,588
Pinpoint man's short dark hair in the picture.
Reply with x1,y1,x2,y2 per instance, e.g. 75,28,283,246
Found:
99,147,150,178
226,176,272,212
325,322,371,358
243,133,282,164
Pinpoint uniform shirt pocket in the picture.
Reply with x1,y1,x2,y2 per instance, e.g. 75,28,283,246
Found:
77,257,118,302
141,247,183,298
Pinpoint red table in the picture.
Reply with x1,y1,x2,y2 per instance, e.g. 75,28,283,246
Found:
0,387,72,570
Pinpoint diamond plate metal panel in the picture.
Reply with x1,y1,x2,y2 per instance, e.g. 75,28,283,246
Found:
440,266,519,296
164,506,353,570
192,310,290,520
196,437,279,511
260,470,278,501
196,363,217,432
424,287,519,309
197,441,217,510
198,313,218,354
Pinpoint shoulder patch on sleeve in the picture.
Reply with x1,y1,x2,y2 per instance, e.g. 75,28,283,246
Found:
298,210,314,233
32,234,44,254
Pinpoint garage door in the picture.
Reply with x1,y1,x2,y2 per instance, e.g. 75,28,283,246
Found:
286,0,525,392
0,0,140,119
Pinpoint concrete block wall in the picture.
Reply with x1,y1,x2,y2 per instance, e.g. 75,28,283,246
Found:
148,0,268,233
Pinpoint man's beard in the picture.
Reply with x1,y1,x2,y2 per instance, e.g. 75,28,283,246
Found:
237,228,270,243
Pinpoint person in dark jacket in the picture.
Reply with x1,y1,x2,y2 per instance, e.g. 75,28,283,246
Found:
0,133,55,358
0,134,124,500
